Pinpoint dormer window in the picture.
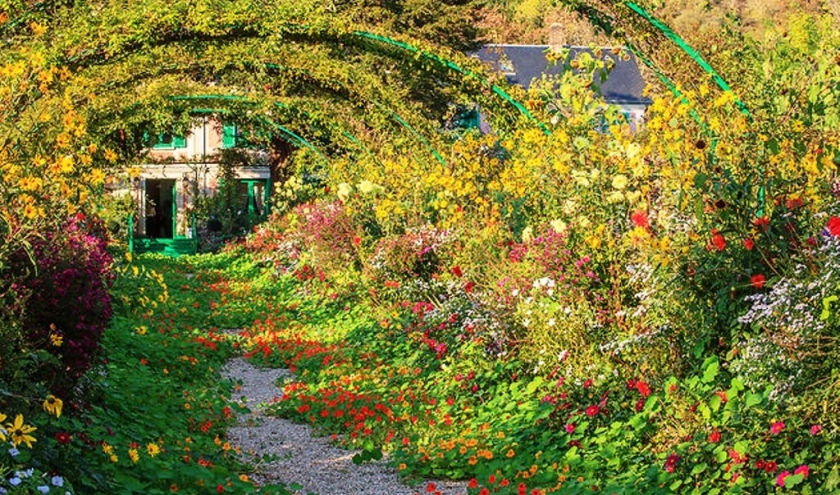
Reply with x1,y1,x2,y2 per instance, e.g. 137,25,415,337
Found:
500,59,515,76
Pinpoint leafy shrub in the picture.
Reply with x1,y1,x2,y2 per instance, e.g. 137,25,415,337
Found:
367,225,452,287
3,214,114,396
290,200,359,273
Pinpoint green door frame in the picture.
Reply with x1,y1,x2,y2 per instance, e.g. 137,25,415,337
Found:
240,179,269,217
171,180,178,238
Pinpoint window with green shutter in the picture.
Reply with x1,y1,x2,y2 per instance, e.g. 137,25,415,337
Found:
152,132,187,149
222,123,237,149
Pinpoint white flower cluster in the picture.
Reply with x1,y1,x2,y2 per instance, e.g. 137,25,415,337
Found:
733,237,840,401
598,325,666,356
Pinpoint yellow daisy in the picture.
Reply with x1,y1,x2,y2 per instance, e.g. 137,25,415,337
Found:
7,414,37,448
43,395,63,418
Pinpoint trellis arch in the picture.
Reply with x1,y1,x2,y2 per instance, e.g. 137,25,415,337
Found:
3,0,759,216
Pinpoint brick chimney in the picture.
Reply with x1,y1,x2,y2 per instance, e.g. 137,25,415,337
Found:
549,23,565,50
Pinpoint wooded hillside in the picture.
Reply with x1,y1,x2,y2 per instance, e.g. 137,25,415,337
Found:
478,0,839,45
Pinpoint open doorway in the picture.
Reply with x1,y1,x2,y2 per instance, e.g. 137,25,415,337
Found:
145,179,176,238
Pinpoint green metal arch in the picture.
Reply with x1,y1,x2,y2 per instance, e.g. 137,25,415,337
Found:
57,20,549,136
93,57,447,166
262,62,447,164
169,94,383,167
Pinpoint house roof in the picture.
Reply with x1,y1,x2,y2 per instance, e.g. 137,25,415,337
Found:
473,44,651,106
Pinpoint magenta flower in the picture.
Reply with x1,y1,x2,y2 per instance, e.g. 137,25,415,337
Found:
565,423,576,434
794,465,809,478
776,471,791,487
664,453,680,473
585,405,599,416
810,424,822,435
770,421,785,435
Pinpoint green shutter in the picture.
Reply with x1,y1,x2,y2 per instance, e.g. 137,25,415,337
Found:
222,123,237,148
153,132,171,149
173,135,187,148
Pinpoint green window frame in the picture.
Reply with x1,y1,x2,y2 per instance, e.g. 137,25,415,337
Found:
152,132,187,150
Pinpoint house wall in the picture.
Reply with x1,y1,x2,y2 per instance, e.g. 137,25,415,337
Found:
115,117,271,237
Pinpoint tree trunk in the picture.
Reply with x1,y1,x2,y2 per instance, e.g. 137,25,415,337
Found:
269,137,295,194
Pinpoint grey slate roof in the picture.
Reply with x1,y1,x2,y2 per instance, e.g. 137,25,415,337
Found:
473,44,651,106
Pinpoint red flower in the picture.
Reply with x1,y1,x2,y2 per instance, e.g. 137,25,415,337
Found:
776,471,791,487
709,429,721,443
352,236,361,246
810,424,822,435
54,432,72,445
565,423,576,434
635,399,645,412
743,238,755,250
750,274,766,289
753,216,770,230
795,465,809,477
664,453,680,473
770,421,785,435
785,197,803,210
585,405,599,416
583,379,593,388
464,281,474,293
765,461,778,473
630,210,650,229
828,216,840,237
479,489,490,495
488,474,496,484
426,482,437,493
216,485,225,493
451,266,463,277
635,380,651,397
711,230,726,251
468,479,478,489
729,449,746,464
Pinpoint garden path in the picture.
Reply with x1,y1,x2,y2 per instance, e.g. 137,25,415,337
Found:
222,356,468,495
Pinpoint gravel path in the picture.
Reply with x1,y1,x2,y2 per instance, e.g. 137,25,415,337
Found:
222,357,468,495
